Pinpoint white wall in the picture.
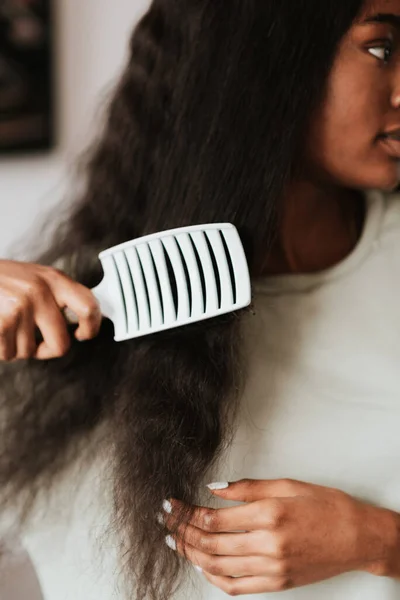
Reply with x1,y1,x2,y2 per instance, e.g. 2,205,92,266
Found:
0,0,149,257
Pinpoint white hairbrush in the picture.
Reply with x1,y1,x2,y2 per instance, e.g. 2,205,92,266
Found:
66,224,251,341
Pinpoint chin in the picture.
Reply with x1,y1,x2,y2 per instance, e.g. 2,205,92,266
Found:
355,163,400,193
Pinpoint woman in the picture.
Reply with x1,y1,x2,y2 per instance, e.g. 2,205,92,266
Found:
1,0,400,598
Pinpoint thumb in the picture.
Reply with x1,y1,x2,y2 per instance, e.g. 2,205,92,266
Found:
206,478,308,502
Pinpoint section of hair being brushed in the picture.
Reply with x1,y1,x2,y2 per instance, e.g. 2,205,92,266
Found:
0,1,364,599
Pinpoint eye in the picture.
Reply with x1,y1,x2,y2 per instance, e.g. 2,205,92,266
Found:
368,41,393,64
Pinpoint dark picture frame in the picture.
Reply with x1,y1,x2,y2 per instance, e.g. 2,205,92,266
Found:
0,0,54,153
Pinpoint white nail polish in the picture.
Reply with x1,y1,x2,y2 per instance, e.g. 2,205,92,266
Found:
162,499,173,514
156,512,165,525
165,535,176,551
206,481,229,490
193,565,203,573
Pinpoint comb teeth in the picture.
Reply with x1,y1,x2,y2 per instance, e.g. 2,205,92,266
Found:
94,224,251,341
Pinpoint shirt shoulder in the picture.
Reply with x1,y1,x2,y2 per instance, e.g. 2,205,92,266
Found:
379,190,400,236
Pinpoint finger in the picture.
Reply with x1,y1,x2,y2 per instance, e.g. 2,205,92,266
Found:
0,287,22,361
43,271,102,341
207,478,312,502
0,322,17,361
33,293,71,360
202,572,294,595
203,559,355,595
15,306,36,360
166,518,269,557
167,498,287,533
172,536,283,578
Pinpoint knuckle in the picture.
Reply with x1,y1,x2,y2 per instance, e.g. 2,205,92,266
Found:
239,478,252,486
18,344,37,360
26,277,49,301
41,265,64,282
201,509,218,532
224,582,241,596
80,299,100,321
10,297,29,314
273,558,291,577
366,560,389,577
279,478,297,494
47,266,64,278
0,321,10,336
0,344,15,362
267,500,286,529
52,338,71,357
0,306,21,327
206,558,224,576
272,576,293,592
199,535,217,554
272,535,290,560
24,274,42,292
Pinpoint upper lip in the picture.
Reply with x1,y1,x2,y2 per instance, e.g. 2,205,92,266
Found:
381,128,400,140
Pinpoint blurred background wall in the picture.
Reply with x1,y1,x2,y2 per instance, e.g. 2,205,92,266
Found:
0,2,149,597
0,0,149,257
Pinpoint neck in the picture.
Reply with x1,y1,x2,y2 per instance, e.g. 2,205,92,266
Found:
260,180,365,277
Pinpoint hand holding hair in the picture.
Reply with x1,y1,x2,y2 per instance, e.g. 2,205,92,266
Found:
161,478,400,595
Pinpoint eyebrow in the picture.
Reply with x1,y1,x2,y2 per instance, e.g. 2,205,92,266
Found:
361,13,400,29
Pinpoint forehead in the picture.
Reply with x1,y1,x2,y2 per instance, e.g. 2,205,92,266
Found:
361,0,400,18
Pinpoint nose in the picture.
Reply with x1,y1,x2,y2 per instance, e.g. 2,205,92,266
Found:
391,91,400,109
391,70,400,109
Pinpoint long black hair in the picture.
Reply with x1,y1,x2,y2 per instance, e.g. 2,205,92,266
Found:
0,1,364,599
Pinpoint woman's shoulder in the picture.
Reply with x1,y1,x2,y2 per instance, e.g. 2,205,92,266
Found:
379,188,400,233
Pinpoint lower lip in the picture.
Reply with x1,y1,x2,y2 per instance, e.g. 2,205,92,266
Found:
378,136,400,159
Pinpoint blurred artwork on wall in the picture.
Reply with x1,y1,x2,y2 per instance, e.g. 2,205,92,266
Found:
0,0,53,153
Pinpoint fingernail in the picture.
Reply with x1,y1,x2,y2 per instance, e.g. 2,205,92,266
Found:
156,512,165,526
193,565,203,573
165,535,176,551
162,499,173,514
206,482,229,490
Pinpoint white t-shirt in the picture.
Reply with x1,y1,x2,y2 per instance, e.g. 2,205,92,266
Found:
22,188,400,599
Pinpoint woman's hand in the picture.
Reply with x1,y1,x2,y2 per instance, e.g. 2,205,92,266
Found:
0,259,102,361
162,478,399,595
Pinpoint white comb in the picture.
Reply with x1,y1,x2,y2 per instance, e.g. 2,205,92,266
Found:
67,224,251,341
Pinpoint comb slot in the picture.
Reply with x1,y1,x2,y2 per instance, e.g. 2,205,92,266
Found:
114,251,139,335
175,232,204,317
189,231,218,314
204,233,222,309
162,243,179,315
149,246,164,324
148,238,176,325
221,227,250,306
111,255,128,333
161,236,190,320
136,243,163,329
124,247,151,331
175,242,192,316
206,230,234,308
219,230,237,305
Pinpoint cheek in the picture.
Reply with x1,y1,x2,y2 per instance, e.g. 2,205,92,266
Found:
307,69,395,189
317,69,381,158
